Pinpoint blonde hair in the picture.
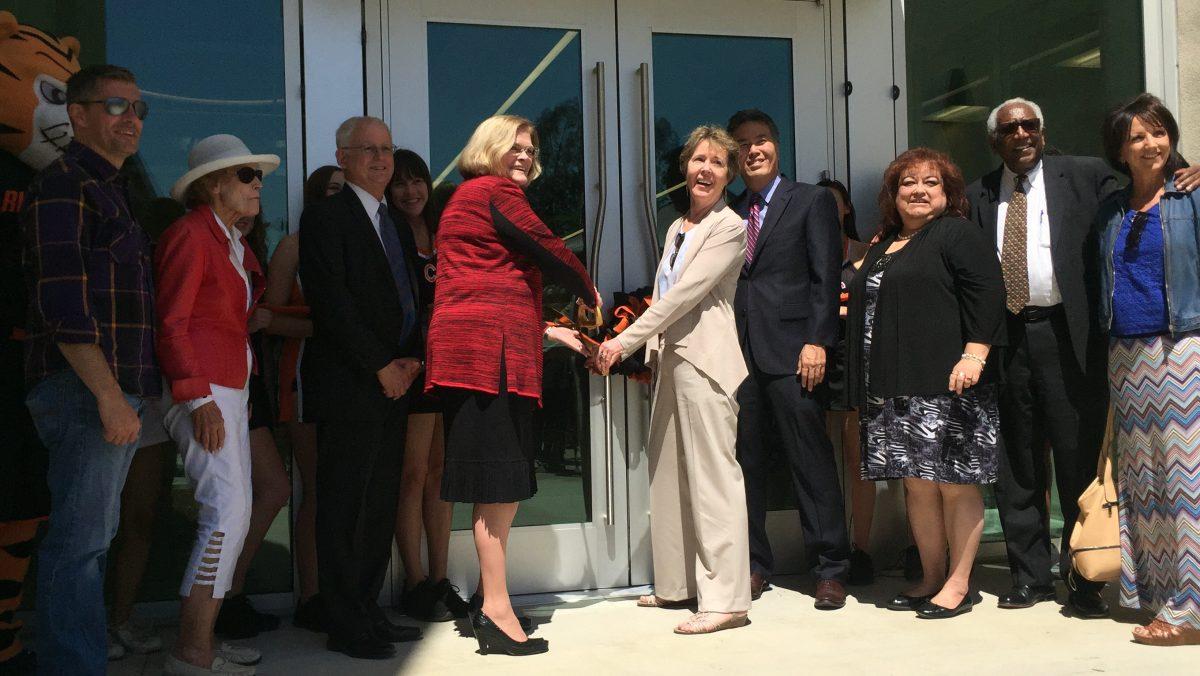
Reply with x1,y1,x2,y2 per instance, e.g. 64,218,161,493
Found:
679,125,740,179
457,115,542,183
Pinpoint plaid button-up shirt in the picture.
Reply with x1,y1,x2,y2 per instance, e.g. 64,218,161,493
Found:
22,141,161,397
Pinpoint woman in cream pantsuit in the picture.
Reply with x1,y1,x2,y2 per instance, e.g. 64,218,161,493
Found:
597,126,750,635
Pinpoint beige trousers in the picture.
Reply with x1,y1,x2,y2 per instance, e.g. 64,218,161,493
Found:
647,347,751,612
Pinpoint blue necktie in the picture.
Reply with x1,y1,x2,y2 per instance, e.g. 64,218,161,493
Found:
377,204,417,346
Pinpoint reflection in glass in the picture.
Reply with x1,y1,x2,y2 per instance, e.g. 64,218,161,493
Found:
428,23,591,529
651,33,795,243
905,0,1143,183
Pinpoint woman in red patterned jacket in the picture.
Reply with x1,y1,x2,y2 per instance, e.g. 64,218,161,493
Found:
425,114,599,656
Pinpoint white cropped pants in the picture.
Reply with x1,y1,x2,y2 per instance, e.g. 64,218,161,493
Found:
165,383,252,598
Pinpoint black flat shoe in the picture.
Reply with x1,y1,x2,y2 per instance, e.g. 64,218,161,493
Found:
886,593,932,611
1067,589,1110,618
472,610,548,656
469,593,533,632
997,584,1056,609
293,594,328,632
915,596,973,619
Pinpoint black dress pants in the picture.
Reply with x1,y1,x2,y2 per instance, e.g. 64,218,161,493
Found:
995,310,1106,591
315,403,408,641
736,362,850,581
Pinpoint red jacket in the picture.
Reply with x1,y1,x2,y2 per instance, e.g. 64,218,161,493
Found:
426,176,593,403
154,205,265,401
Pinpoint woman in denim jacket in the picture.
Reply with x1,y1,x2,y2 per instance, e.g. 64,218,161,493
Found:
1095,93,1200,647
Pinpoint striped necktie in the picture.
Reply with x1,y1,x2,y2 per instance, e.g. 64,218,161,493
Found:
745,193,764,265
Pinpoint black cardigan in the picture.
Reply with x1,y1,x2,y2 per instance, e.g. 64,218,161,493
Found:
846,215,1006,407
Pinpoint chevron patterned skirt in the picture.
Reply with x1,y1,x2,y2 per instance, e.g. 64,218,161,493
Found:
1110,332,1200,628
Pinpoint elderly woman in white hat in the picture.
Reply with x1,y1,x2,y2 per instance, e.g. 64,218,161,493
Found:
155,134,278,675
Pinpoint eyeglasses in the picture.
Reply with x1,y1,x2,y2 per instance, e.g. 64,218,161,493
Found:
996,118,1041,136
668,230,686,268
508,144,539,159
75,97,149,120
340,144,395,158
234,167,264,184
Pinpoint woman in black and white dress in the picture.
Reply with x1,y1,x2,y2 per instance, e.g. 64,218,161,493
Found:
847,148,1006,620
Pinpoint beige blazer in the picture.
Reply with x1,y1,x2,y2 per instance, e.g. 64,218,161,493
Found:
618,201,748,398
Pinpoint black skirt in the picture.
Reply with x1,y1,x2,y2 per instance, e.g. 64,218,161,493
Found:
439,363,537,503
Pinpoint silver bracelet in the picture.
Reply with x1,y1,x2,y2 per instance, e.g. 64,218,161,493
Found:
960,352,986,367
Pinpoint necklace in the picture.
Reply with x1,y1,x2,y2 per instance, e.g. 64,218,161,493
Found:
896,228,922,240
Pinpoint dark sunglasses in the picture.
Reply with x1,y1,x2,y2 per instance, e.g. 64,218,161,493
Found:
76,97,150,121
1124,210,1150,253
235,167,264,184
668,230,686,268
997,118,1041,136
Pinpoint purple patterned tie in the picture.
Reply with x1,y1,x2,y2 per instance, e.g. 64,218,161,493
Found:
745,193,763,265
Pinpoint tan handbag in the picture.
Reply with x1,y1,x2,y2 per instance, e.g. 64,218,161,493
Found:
1068,406,1121,583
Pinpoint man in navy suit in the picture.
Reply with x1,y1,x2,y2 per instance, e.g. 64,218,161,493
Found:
727,109,850,609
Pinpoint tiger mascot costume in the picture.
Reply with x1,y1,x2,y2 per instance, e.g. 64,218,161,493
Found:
0,11,81,671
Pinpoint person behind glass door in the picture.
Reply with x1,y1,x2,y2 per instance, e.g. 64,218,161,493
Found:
425,114,598,656
1096,94,1200,646
387,148,469,622
817,177,876,586
596,126,751,635
299,117,424,660
22,64,160,675
156,134,277,674
847,148,1006,620
725,108,851,610
264,164,344,633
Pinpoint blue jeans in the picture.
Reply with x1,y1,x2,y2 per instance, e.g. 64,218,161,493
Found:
25,371,142,676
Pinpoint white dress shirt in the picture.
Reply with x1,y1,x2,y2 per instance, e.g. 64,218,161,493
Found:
996,160,1062,307
657,227,697,297
348,180,389,245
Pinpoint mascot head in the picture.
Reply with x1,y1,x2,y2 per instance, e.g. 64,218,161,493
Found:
0,11,82,171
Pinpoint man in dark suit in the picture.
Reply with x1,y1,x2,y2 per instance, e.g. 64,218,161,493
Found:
727,109,851,610
971,98,1200,618
299,116,423,659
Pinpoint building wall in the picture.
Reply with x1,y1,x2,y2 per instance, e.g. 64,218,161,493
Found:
1179,0,1200,159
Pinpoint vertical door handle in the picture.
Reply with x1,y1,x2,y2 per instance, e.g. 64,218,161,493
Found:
637,62,660,271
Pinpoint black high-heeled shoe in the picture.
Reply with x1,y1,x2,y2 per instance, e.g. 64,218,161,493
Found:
472,610,549,656
469,593,534,632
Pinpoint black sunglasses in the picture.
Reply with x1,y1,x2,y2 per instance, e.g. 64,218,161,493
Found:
997,118,1040,136
76,97,150,121
668,230,686,268
1124,210,1150,253
235,167,264,184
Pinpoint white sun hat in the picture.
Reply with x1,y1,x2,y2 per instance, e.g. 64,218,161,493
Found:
170,134,281,202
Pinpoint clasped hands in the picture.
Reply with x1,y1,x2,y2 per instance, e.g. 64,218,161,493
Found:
377,357,424,399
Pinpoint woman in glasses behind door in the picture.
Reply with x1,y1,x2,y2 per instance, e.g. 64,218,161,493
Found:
595,125,751,635
156,134,277,674
1096,94,1200,647
424,114,599,656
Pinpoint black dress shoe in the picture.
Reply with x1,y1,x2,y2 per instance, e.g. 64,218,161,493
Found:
1067,589,1110,618
472,610,548,656
469,593,533,632
372,618,422,643
327,633,396,660
434,578,471,619
215,593,280,639
293,594,328,632
886,593,933,611
997,584,1056,609
915,595,973,619
402,579,454,622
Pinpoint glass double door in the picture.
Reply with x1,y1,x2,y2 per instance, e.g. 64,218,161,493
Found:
383,0,835,595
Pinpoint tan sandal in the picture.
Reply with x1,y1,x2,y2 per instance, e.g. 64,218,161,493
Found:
673,611,749,635
1132,619,1200,646
637,595,694,608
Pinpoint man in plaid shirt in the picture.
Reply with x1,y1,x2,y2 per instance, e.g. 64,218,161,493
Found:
21,64,159,675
